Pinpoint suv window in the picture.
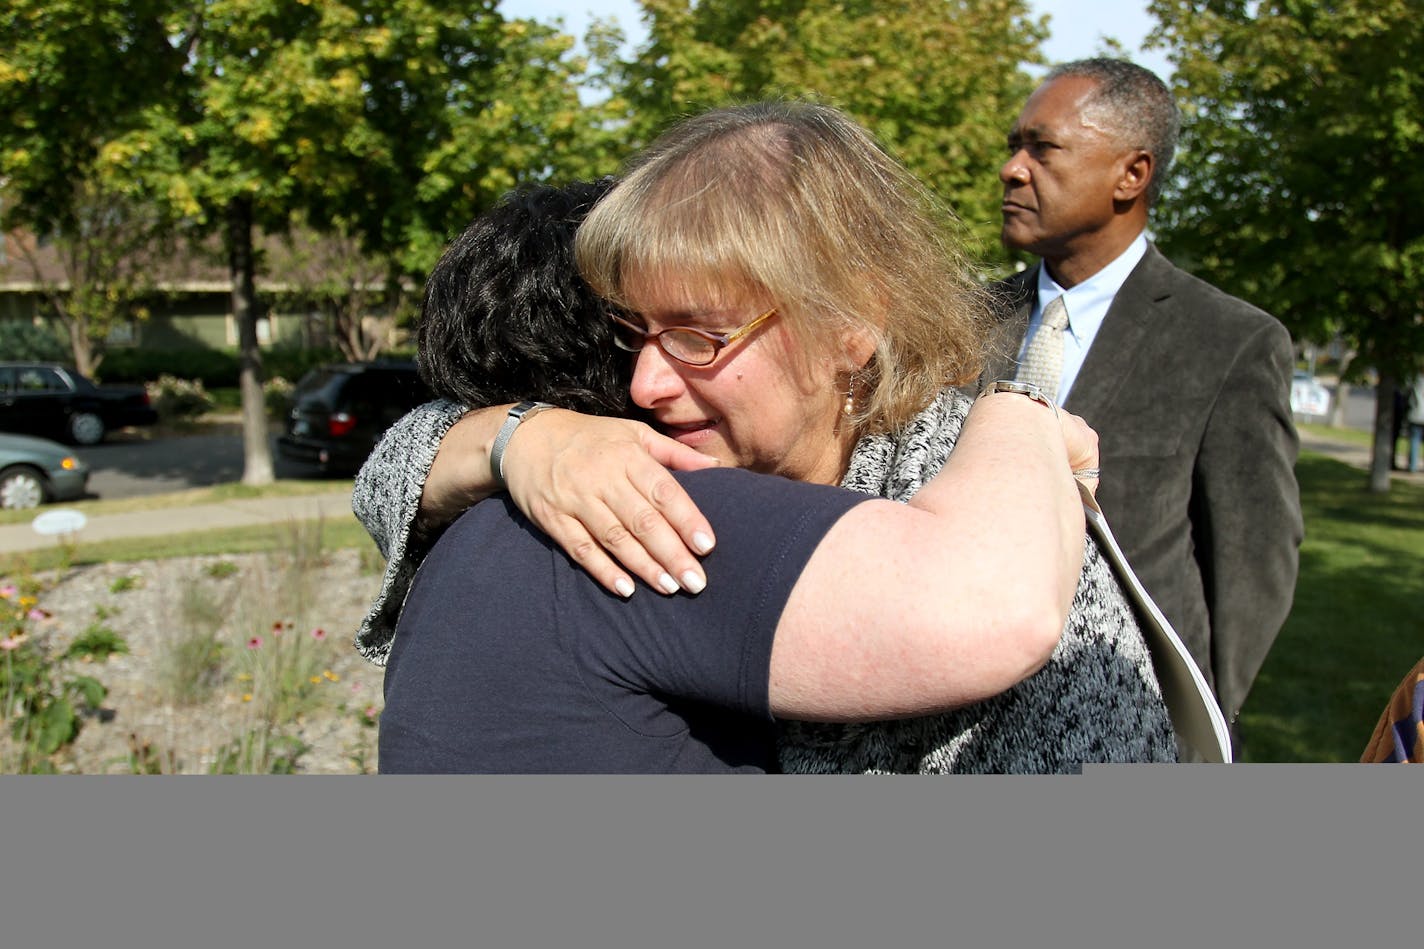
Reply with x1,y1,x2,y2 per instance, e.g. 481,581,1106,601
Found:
292,368,346,401
342,366,427,415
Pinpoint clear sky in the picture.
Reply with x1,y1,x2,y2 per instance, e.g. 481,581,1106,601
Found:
500,0,1172,80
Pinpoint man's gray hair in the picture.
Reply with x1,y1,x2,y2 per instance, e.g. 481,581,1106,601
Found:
1046,58,1180,207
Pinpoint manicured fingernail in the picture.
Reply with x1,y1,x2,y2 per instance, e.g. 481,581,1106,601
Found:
692,532,715,554
657,572,680,594
680,570,706,595
614,578,635,598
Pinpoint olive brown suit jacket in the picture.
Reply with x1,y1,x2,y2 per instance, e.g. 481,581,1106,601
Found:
984,245,1304,728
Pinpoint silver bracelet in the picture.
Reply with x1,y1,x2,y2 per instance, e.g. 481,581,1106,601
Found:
489,401,555,489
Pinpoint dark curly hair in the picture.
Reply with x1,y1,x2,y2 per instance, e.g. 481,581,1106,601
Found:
416,178,631,417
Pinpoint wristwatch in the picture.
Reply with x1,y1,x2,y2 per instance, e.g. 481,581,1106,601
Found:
982,380,1058,417
490,400,555,489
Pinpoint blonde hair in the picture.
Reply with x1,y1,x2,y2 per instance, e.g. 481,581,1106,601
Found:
575,100,992,434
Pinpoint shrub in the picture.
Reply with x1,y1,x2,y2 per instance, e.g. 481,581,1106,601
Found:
205,560,240,580
146,374,217,421
0,320,67,362
64,621,130,662
264,376,294,418
99,348,241,387
158,582,231,707
209,728,309,774
1,584,109,772
109,573,143,594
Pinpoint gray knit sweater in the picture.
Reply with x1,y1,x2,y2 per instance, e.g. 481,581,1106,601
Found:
351,389,1177,772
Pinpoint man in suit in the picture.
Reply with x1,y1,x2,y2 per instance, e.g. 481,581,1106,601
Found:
987,58,1303,752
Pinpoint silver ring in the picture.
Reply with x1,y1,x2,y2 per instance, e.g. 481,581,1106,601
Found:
1072,467,1101,479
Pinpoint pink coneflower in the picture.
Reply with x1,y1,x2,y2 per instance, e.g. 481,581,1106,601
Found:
0,585,15,599
310,627,327,641
27,608,48,621
0,636,21,651
246,636,263,649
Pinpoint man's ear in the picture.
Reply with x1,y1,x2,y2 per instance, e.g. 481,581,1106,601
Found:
1115,150,1153,202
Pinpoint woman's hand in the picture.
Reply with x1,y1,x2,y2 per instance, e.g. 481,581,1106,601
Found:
496,410,721,597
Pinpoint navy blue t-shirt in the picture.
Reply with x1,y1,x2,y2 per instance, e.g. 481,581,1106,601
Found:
379,467,867,773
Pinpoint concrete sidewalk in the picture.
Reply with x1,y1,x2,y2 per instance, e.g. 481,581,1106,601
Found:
0,489,355,555
1297,430,1424,482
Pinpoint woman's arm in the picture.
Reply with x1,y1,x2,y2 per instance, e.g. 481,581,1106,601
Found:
352,399,723,663
422,406,721,597
767,391,1092,719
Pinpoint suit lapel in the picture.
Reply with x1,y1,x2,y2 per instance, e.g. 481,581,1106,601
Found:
984,266,1036,384
1062,246,1175,418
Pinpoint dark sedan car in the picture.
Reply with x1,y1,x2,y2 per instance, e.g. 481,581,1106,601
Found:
0,361,159,446
276,361,432,474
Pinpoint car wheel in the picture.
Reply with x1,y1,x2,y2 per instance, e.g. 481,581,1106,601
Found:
0,466,49,510
69,411,106,446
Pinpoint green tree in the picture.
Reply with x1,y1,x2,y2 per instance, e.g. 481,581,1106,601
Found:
4,2,604,484
1,186,173,378
165,1,553,484
1148,0,1424,490
611,0,1046,256
0,1,182,376
265,218,409,362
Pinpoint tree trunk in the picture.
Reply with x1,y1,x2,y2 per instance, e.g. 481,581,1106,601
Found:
1328,378,1350,428
1370,375,1396,493
66,319,99,379
228,195,275,486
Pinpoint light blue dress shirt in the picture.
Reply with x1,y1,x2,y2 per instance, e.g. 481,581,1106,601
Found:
1017,233,1149,402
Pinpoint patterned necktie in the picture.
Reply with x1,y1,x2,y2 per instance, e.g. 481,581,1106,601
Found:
1015,294,1069,402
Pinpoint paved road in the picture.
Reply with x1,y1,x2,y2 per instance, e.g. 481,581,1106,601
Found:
81,427,331,501
1333,383,1379,431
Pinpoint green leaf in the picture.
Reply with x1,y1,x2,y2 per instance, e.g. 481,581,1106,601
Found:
34,696,78,756
69,675,108,711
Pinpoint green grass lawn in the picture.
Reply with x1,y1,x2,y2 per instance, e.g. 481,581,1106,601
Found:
0,478,353,527
1298,420,1373,447
1238,453,1424,762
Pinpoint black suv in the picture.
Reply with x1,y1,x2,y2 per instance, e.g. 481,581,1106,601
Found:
276,361,432,474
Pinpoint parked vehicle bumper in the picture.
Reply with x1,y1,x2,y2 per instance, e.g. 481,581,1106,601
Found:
276,434,368,472
46,463,90,502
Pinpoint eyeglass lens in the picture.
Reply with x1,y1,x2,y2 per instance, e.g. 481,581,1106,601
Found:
611,322,719,366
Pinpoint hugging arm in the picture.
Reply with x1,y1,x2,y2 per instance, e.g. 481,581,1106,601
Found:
767,392,1091,719
436,404,721,597
352,399,720,660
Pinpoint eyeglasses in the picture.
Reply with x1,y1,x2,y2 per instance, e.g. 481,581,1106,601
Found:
609,307,778,368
